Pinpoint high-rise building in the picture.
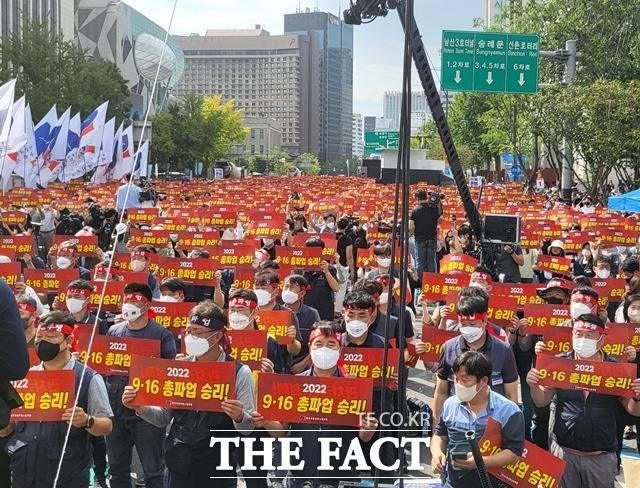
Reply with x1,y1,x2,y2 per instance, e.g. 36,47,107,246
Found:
285,9,353,163
483,0,506,28
383,91,429,126
352,113,363,158
0,0,74,41
175,28,320,157
76,0,185,117
363,116,377,134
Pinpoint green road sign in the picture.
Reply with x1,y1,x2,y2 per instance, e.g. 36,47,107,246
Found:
441,30,540,94
364,131,400,156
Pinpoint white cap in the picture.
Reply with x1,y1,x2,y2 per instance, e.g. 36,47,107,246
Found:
550,240,565,250
0,255,11,264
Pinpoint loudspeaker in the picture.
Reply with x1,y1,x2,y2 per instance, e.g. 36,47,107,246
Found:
380,168,445,185
483,214,520,243
363,159,381,179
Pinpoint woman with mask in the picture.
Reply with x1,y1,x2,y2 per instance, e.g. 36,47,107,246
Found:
535,239,566,283
122,300,255,488
573,242,595,278
431,351,524,488
129,246,161,299
250,321,379,488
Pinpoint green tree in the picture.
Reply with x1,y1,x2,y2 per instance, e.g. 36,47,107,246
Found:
298,153,320,175
247,148,290,174
149,112,177,174
0,21,130,121
201,95,248,168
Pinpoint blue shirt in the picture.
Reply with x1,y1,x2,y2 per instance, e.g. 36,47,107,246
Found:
435,389,524,487
116,183,141,212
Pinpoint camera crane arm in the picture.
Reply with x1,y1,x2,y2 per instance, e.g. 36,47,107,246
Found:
394,0,484,243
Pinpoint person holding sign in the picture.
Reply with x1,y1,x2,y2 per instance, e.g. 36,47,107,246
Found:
62,280,110,335
121,301,255,488
6,311,113,488
434,287,519,424
129,246,160,299
228,289,285,374
53,241,90,280
527,314,640,488
15,295,39,346
105,283,177,488
251,321,379,488
431,351,524,488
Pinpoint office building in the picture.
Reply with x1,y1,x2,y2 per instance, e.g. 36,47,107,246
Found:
232,116,282,158
352,113,363,158
76,0,185,117
363,116,377,133
383,91,429,126
0,0,74,41
175,28,320,157
285,9,353,163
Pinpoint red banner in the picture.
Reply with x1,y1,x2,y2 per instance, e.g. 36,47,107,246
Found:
492,283,546,309
256,372,373,427
254,310,294,345
541,327,572,355
480,417,565,488
149,301,193,334
487,295,519,327
88,281,125,312
420,326,459,362
129,356,236,412
622,323,640,348
341,348,400,387
275,246,322,270
210,244,257,267
439,253,478,275
535,255,572,277
51,235,98,256
1,211,28,226
591,278,626,307
0,262,21,289
155,256,218,286
152,217,190,232
127,208,159,223
421,272,469,301
523,304,571,335
176,232,220,250
184,210,236,228
0,235,35,255
245,219,286,238
600,228,637,247
227,329,268,371
25,268,79,293
75,332,161,375
129,229,171,247
535,354,636,397
11,370,75,421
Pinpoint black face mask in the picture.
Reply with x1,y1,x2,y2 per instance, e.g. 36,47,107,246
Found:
545,296,565,305
35,340,63,362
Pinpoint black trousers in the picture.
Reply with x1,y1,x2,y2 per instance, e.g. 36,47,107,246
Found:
92,436,107,478
0,435,9,488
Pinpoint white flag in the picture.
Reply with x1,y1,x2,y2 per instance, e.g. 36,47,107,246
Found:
111,124,132,181
80,101,108,167
39,107,70,185
92,117,115,184
133,140,149,178
0,79,17,148
1,96,27,191
13,104,39,188
60,113,83,182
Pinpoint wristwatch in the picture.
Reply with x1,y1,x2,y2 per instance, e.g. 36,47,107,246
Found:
85,415,95,429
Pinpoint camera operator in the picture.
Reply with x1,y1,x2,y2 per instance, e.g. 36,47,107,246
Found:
409,189,443,282
493,242,524,283
138,177,157,208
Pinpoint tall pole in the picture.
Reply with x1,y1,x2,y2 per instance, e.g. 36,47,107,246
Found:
561,39,577,202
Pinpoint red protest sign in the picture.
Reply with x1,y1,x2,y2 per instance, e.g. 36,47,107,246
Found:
341,348,400,387
591,278,626,307
129,356,236,412
232,267,256,290
275,246,322,270
523,304,571,335
535,255,572,277
255,309,294,345
492,283,547,309
601,325,632,357
487,295,518,327
256,372,373,427
25,268,79,293
541,327,572,354
127,208,159,223
421,272,469,301
11,370,75,421
227,329,268,371
152,217,190,232
210,244,256,267
51,235,98,256
87,281,125,312
76,332,161,375
439,253,478,275
600,228,637,247
0,235,36,255
155,256,218,287
535,354,636,397
1,211,28,226
518,227,541,250
0,262,21,289
620,323,640,348
149,301,194,334
176,232,220,251
245,219,286,239
480,417,565,488
129,229,171,247
420,326,458,362
185,210,236,228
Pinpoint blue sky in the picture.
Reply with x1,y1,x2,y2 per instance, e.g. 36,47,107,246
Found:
130,0,483,116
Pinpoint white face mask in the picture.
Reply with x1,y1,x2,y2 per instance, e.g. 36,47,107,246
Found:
130,259,146,272
617,246,628,254
572,337,599,358
254,289,273,307
326,222,336,230
459,325,484,343
157,295,178,303
122,303,143,322
377,257,391,268
281,289,299,305
379,293,389,305
263,238,275,246
595,269,611,279
311,346,340,370
582,250,591,259
570,302,593,320
66,298,86,314
184,333,213,357
228,312,251,330
346,319,369,338
455,382,483,403
56,256,72,269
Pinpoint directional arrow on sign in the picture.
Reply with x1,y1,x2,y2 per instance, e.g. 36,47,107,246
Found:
517,73,525,86
486,71,493,85
454,70,462,83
